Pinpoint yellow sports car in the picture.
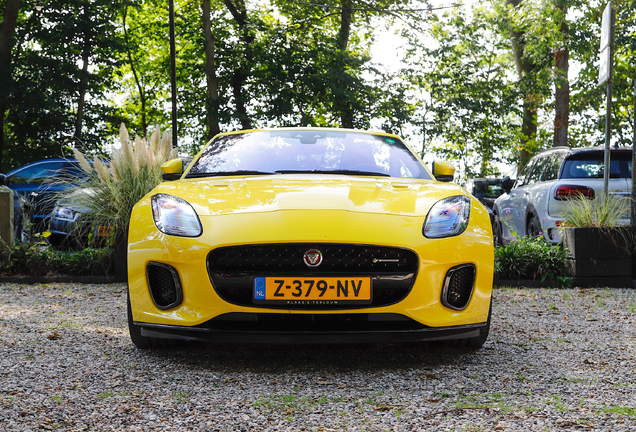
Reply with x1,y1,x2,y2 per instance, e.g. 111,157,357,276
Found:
127,128,494,348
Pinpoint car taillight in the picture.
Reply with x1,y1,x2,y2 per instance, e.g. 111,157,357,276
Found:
554,185,595,200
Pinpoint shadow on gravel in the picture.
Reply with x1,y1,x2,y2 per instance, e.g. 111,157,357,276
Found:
135,342,484,373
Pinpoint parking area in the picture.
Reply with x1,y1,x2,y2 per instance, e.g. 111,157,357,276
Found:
1,283,635,431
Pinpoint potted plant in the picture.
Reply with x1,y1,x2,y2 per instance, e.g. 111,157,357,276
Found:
560,193,632,287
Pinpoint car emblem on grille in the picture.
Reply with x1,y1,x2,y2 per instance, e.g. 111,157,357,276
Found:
303,249,323,267
373,258,400,263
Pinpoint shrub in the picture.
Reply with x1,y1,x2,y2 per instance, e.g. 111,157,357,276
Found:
55,124,176,247
56,248,114,276
495,235,571,284
0,240,113,277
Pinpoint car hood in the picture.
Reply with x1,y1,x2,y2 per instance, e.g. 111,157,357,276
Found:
152,175,468,217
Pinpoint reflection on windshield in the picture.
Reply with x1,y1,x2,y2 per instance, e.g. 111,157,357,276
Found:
187,130,431,180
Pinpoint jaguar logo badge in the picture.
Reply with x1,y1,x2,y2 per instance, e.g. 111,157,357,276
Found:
303,249,323,267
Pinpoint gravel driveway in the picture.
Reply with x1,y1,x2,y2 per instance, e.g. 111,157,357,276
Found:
1,282,635,431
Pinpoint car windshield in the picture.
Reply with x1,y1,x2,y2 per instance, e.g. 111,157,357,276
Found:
472,181,504,199
187,130,431,180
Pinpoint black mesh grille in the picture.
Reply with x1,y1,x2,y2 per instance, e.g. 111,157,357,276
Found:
443,265,475,310
207,244,419,310
147,263,182,309
208,244,418,273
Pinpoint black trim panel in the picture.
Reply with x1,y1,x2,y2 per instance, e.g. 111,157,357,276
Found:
134,317,486,344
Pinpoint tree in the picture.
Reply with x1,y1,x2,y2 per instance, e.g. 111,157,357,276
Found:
202,0,220,140
553,0,569,147
406,5,521,179
118,0,173,139
0,0,22,169
569,0,635,147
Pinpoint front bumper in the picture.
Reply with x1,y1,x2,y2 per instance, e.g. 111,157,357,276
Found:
127,201,494,331
133,314,487,344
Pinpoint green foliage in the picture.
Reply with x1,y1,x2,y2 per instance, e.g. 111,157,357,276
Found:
0,240,113,277
569,0,636,147
2,0,126,171
495,235,571,283
561,194,629,228
4,0,636,177
56,248,113,276
404,4,522,179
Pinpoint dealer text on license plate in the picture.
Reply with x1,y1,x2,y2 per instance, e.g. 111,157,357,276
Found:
254,277,371,305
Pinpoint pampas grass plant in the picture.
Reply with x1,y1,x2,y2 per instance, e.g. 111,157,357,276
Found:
63,123,177,245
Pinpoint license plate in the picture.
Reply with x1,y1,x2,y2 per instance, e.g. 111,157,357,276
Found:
254,277,372,305
96,226,113,237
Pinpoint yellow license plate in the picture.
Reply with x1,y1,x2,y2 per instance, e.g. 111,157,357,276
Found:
254,277,372,305
96,226,113,237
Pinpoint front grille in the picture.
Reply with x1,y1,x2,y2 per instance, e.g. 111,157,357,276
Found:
207,244,419,310
147,262,183,309
441,264,475,310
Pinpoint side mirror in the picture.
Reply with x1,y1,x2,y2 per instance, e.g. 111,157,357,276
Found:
0,174,6,186
431,160,455,182
501,176,514,193
161,158,184,181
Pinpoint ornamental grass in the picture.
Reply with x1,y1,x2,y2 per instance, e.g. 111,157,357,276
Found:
62,124,177,245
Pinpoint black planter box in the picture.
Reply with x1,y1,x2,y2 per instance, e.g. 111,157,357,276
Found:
561,227,632,287
561,227,631,260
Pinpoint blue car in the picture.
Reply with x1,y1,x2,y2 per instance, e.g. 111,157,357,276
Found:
0,158,89,242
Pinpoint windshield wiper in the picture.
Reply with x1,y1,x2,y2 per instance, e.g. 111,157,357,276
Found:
186,170,274,178
275,169,390,177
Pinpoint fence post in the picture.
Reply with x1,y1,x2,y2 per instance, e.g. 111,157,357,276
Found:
0,187,14,246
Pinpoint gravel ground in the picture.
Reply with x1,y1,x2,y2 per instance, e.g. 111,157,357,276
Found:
1,282,636,431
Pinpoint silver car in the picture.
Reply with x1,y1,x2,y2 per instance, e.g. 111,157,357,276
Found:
493,146,632,246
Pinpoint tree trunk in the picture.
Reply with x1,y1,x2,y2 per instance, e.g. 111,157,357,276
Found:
74,0,91,143
335,0,354,128
122,5,147,137
202,0,220,140
553,1,569,147
224,0,252,130
0,0,22,169
506,0,537,173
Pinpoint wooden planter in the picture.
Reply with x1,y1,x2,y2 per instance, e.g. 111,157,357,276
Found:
561,227,633,288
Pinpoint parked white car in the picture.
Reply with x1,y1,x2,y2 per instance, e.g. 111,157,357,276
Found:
493,146,632,246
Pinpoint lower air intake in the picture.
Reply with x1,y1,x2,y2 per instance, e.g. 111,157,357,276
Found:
147,262,183,310
441,264,476,310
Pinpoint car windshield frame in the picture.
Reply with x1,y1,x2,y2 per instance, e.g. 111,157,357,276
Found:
186,130,432,180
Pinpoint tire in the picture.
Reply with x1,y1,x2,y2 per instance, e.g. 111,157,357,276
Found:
19,205,34,243
492,213,503,247
526,213,542,238
444,299,492,349
127,289,180,349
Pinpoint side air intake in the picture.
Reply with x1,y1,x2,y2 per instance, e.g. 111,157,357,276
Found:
441,264,476,310
146,262,183,310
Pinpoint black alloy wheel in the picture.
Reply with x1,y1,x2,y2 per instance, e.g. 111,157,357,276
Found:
527,214,542,238
492,213,503,247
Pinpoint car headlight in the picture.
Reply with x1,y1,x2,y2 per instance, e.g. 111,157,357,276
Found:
423,195,471,238
151,193,202,237
53,205,78,221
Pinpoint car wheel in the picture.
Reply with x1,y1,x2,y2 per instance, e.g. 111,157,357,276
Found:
127,289,180,349
492,213,503,247
19,207,34,243
527,213,542,238
444,299,491,349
